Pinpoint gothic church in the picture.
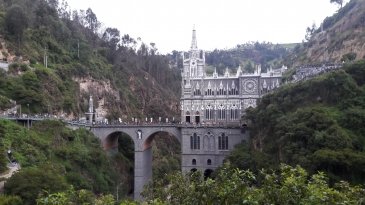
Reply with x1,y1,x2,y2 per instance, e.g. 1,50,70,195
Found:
181,28,284,125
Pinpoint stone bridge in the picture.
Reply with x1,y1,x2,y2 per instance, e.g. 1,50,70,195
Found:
0,116,247,200
90,124,181,199
89,124,246,200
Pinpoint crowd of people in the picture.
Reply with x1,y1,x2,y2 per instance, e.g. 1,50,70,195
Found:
291,63,342,83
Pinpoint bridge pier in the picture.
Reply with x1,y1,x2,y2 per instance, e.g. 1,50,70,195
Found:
134,146,152,200
90,125,247,201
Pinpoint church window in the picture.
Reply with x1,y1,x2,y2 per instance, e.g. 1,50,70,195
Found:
206,82,213,96
230,81,238,95
218,104,226,120
207,159,212,165
230,87,238,95
230,105,238,120
194,89,201,95
219,88,224,95
218,133,228,150
207,88,213,96
205,105,213,120
192,159,197,165
190,133,200,150
194,83,201,95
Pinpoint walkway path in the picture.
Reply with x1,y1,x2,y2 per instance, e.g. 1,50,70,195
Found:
0,163,20,192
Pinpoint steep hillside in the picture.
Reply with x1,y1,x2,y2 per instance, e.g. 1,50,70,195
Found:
287,0,365,66
0,120,117,204
0,0,180,121
205,42,292,74
229,60,365,184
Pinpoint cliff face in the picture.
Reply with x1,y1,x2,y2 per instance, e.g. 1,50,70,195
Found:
288,0,365,66
0,0,180,120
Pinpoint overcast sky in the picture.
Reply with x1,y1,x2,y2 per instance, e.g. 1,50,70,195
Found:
66,0,348,54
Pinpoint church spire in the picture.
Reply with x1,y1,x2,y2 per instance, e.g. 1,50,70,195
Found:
191,25,197,49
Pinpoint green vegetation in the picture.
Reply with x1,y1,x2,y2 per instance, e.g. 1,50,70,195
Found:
0,0,180,119
142,164,365,204
324,0,356,31
151,134,181,184
229,60,365,184
204,42,292,74
286,0,365,65
37,187,115,205
0,120,117,204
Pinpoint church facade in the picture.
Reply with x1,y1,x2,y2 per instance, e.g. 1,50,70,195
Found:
181,28,284,125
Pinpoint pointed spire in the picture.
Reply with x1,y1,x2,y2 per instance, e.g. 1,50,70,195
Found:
236,66,242,77
263,80,267,89
213,67,218,78
224,67,230,77
191,25,198,50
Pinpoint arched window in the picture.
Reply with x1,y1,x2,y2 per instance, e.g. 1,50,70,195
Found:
206,88,213,96
205,104,213,120
206,82,213,96
192,159,197,165
218,104,226,120
230,105,238,120
194,83,201,96
218,133,228,150
207,159,212,165
219,88,224,95
190,133,200,150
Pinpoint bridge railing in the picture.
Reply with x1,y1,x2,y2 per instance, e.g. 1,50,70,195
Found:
0,114,243,129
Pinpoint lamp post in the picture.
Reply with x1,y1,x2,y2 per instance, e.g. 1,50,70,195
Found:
27,104,29,130
116,182,123,202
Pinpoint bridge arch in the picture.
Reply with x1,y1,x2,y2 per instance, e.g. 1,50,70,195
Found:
142,130,181,150
90,126,181,200
103,131,136,152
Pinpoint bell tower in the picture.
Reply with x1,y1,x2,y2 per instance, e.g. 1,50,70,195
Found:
181,26,206,123
182,26,205,83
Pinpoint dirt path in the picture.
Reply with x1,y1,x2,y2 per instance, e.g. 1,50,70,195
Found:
0,163,20,192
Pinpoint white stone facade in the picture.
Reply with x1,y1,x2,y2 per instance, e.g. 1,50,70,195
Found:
181,29,283,125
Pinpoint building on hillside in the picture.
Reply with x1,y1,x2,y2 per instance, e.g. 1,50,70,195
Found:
180,28,285,125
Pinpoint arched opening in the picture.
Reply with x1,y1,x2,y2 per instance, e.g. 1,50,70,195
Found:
143,131,181,186
186,111,191,123
207,159,212,165
204,169,214,180
192,159,196,165
241,124,248,134
105,132,135,199
195,111,200,124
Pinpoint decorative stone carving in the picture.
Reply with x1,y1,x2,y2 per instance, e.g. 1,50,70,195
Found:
243,98,257,109
242,79,258,94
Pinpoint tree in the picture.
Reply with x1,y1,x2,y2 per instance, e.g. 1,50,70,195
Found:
102,27,120,51
0,195,23,205
330,0,343,8
85,8,99,33
4,5,29,41
36,187,116,205
305,23,317,41
4,165,68,205
244,61,254,73
142,164,365,204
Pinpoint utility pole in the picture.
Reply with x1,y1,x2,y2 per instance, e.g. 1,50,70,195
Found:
77,39,80,59
27,103,29,130
44,47,48,68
